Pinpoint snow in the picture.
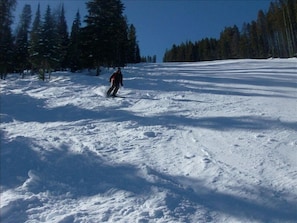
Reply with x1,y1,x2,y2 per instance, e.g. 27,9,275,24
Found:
1,59,297,223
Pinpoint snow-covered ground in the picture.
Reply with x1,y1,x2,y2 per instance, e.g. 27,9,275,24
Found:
1,59,297,223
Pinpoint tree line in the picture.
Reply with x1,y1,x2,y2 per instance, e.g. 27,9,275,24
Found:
163,0,297,62
141,55,157,63
0,0,142,79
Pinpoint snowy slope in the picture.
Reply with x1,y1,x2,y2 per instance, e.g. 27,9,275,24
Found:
1,59,297,223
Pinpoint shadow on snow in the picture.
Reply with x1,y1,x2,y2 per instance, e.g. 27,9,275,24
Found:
1,93,296,132
1,60,297,222
1,137,297,222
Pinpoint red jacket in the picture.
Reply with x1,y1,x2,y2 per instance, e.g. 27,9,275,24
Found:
110,71,123,86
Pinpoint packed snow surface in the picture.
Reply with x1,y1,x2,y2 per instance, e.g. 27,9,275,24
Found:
1,59,297,223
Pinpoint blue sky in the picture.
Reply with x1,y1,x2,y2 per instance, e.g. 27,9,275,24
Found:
15,0,272,62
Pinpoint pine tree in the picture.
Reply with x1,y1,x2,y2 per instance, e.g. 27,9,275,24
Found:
163,0,295,62
29,4,42,73
152,55,157,63
30,5,59,80
135,44,141,63
0,0,16,78
40,5,59,79
199,38,211,61
219,27,233,59
170,44,178,62
257,10,269,58
239,23,251,58
113,14,128,67
249,21,260,58
68,10,82,72
14,4,32,75
280,0,297,57
56,4,69,70
127,24,141,63
184,41,194,61
83,0,128,74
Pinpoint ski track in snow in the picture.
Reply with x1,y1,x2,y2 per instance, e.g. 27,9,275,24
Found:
1,59,297,222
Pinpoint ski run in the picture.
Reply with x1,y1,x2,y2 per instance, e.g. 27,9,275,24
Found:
1,58,297,223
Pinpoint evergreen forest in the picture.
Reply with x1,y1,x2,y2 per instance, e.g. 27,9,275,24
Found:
0,0,142,79
163,0,297,62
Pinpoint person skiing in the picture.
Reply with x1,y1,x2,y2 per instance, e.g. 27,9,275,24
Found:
106,67,123,97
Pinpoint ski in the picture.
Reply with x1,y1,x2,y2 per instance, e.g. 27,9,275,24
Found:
106,94,126,98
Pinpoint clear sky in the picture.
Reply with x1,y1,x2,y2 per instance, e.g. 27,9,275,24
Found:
14,0,272,62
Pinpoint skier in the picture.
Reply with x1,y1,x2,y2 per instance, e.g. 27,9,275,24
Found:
106,67,123,97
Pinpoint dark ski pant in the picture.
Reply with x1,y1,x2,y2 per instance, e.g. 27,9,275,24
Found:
107,84,120,96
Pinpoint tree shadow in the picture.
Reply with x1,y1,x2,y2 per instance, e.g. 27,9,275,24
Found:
124,62,297,99
0,135,151,222
195,115,297,131
160,172,297,222
1,93,104,123
100,107,297,132
0,135,149,195
1,61,296,222
1,138,297,222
